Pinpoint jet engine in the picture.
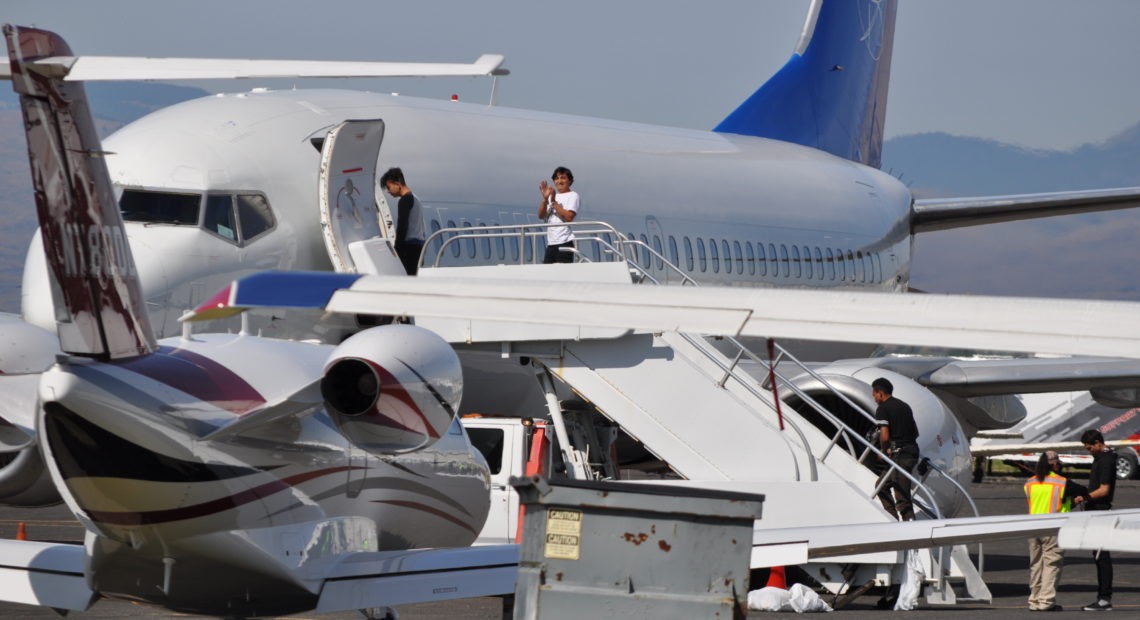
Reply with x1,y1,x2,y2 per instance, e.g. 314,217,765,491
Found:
321,324,462,454
0,315,64,506
781,362,973,518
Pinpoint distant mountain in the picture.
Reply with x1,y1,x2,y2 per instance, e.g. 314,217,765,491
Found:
881,128,1140,302
882,127,1140,196
1,82,1138,313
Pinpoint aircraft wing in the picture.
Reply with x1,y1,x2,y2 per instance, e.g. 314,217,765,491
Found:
752,507,1140,567
0,540,96,611
0,54,506,81
183,271,1140,361
912,187,1140,233
969,440,1140,458
313,545,518,613
853,355,1140,397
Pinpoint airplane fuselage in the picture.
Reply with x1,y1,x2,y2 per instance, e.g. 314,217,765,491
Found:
36,331,490,615
23,89,913,339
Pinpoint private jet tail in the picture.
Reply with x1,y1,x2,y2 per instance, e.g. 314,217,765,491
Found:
714,0,897,169
4,25,155,360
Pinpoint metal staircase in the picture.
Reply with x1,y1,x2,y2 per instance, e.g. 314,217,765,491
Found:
416,220,991,604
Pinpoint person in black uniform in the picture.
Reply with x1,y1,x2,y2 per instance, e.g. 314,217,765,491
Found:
1078,429,1116,611
872,378,920,521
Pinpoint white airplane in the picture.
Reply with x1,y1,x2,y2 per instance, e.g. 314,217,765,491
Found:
3,0,1140,522
6,17,1140,617
0,24,518,617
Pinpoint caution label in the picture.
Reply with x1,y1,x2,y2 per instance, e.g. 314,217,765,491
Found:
544,508,582,560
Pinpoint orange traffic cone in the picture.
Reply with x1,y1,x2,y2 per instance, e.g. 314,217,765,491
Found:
15,522,27,541
766,565,787,589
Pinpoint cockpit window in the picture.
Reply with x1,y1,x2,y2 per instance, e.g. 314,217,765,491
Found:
237,194,274,241
202,193,277,246
119,188,276,246
120,189,200,225
204,195,238,241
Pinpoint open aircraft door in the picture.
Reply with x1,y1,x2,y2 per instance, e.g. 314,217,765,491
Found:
318,119,404,275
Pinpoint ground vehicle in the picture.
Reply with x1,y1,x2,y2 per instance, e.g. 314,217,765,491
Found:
997,444,1140,481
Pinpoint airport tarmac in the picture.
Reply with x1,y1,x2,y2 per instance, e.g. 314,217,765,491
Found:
1,476,1137,619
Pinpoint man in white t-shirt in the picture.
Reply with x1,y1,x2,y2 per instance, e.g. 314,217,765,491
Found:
537,166,580,263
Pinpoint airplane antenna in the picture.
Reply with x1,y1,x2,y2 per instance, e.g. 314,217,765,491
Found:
240,312,251,336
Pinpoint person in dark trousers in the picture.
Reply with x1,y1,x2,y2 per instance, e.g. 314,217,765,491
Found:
872,377,919,521
380,167,425,275
1078,429,1116,611
1024,450,1086,612
537,166,580,263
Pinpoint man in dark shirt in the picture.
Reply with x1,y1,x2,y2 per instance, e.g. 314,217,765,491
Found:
380,167,425,275
1078,429,1116,611
872,377,919,521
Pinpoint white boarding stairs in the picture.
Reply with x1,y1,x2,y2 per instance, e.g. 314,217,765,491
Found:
413,222,989,604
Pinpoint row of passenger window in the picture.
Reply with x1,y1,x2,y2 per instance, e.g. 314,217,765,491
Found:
425,218,883,284
630,233,885,284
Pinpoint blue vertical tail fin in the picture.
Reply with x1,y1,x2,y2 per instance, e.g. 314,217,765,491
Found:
714,0,897,169
4,24,156,360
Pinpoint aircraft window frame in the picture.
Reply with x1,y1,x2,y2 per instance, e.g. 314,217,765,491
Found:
826,248,835,281
495,229,506,261
478,222,492,259
668,236,679,269
801,245,813,280
119,188,201,226
846,250,856,281
791,246,802,278
429,219,443,259
652,235,664,270
836,248,846,281
745,242,755,276
638,234,651,268
447,220,461,258
779,244,790,278
462,221,477,259
721,240,732,274
601,232,614,262
856,251,866,283
683,237,694,271
874,252,883,283
509,225,521,262
235,193,275,244
697,238,707,272
756,242,766,276
203,194,239,244
813,247,824,281
708,238,720,274
768,243,778,276
733,241,743,275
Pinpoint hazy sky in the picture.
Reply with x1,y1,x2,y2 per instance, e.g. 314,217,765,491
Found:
6,0,1140,151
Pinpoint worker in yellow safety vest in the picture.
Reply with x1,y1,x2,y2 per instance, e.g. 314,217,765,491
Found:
1023,450,1088,612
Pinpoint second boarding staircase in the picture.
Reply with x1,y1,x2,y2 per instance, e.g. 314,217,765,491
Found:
410,221,990,604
